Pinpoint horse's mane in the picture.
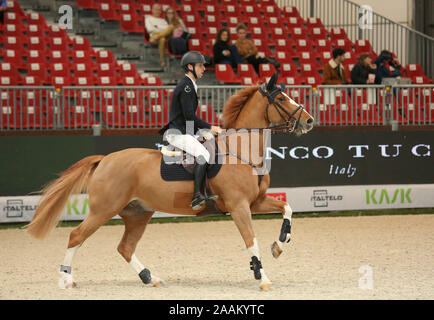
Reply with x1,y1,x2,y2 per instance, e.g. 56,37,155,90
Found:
222,85,260,128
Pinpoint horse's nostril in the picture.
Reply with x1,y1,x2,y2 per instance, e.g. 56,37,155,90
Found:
307,118,313,124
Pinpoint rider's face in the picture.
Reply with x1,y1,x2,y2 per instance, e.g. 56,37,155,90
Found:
188,63,205,79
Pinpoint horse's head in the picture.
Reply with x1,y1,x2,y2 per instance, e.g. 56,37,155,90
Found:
258,72,314,135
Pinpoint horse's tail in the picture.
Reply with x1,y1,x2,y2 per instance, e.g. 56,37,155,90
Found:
26,155,105,239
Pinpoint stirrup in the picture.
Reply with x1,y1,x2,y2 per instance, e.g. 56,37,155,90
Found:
192,193,206,210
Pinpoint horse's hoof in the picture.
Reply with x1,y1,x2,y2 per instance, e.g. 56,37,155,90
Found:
260,283,273,291
65,282,77,289
271,241,282,259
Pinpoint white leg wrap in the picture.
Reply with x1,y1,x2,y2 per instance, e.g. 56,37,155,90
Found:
59,245,79,289
129,253,145,274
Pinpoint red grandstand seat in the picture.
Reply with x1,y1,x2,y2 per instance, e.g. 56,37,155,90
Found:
180,3,194,15
300,63,320,77
27,62,50,84
294,39,314,53
73,61,97,78
50,62,71,77
270,27,289,41
299,51,319,65
310,27,330,41
27,36,47,51
204,14,222,29
275,51,295,64
259,64,277,81
286,16,304,29
97,74,119,86
267,16,285,29
22,75,43,86
98,0,120,21
305,17,325,29
146,102,170,127
330,27,349,41
4,35,25,51
95,49,116,65
2,23,27,36
143,76,163,87
354,39,373,53
315,38,333,53
51,76,73,89
102,104,127,128
183,13,202,28
332,38,354,52
119,62,139,78
27,49,48,65
3,48,26,69
283,76,303,86
216,64,241,84
121,76,143,86
47,24,70,40
49,37,70,51
72,49,94,65
242,5,261,17
238,64,259,81
280,62,298,77
64,107,97,128
289,26,310,41
275,38,295,54
262,5,281,18
26,12,47,27
120,13,144,34
0,62,20,78
246,16,264,29
319,51,333,65
188,38,208,55
139,3,152,15
27,24,46,37
412,76,432,85
72,36,95,54
75,0,99,9
282,6,301,18
4,11,24,26
406,64,425,77
303,74,323,87
222,4,240,17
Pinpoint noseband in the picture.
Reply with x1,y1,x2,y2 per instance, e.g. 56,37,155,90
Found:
258,83,304,133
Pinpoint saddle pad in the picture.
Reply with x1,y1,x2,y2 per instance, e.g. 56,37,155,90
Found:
160,141,223,181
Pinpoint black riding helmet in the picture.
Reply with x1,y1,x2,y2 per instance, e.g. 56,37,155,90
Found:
180,51,206,79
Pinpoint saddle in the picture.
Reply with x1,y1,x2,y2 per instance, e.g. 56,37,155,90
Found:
160,137,223,182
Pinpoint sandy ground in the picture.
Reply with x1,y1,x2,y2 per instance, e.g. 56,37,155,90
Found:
0,214,433,300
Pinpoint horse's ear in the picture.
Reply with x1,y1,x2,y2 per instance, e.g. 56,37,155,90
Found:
279,82,286,91
266,72,278,92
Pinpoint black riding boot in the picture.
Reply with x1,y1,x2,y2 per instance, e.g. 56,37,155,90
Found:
191,163,207,210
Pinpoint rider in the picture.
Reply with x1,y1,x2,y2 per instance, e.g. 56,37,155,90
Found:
159,51,223,210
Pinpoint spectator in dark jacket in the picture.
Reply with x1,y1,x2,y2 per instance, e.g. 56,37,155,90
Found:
374,50,402,84
351,53,377,84
213,28,242,71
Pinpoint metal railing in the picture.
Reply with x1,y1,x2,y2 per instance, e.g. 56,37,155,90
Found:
275,0,434,79
1,85,433,131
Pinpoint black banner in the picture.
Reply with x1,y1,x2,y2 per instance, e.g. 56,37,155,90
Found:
266,131,433,187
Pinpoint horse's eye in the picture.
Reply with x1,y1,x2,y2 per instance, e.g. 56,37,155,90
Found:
278,97,286,102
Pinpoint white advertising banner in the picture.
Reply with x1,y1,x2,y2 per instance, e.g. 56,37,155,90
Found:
1,184,433,223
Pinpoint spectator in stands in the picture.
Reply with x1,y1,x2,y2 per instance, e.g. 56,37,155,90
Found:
213,28,242,71
234,23,280,75
374,50,402,84
145,4,175,68
322,48,348,84
351,53,377,84
0,0,7,25
165,7,188,56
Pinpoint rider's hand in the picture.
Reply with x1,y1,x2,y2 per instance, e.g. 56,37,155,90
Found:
211,126,223,135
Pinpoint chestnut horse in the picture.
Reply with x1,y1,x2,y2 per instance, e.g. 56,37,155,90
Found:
26,74,314,291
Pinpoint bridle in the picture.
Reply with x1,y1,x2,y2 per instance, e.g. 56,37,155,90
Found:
258,83,304,133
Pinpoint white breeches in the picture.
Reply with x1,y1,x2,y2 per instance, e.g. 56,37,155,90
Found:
166,134,211,163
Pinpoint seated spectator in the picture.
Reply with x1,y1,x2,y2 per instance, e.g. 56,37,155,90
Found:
351,53,377,84
374,50,402,84
213,28,242,71
145,4,174,68
234,23,280,75
322,48,348,84
165,7,189,56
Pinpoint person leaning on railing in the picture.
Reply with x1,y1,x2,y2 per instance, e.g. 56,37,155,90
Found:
374,50,402,84
351,53,377,84
322,48,348,84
